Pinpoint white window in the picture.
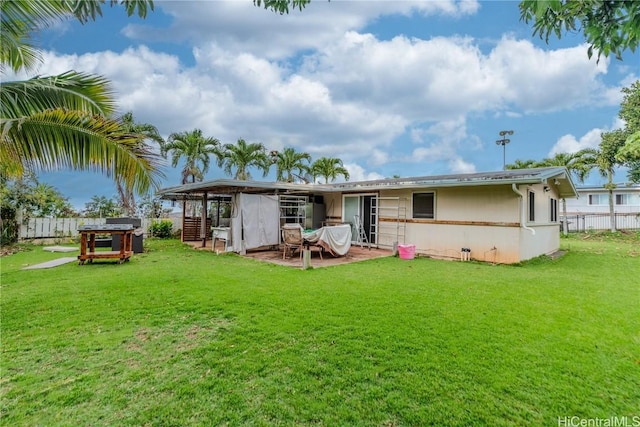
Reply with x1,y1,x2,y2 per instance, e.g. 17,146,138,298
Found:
528,191,535,222
615,194,629,205
550,198,558,222
588,194,607,205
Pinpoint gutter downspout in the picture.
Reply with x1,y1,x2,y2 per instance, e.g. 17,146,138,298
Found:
512,183,535,235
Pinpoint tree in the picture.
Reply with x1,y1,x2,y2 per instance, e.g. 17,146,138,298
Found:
1,1,162,198
83,195,122,218
137,194,171,218
614,80,640,183
29,182,76,217
311,157,350,184
217,139,270,180
2,1,155,73
519,0,640,62
616,132,640,182
0,173,76,218
253,0,310,14
274,147,312,183
597,129,628,232
505,159,540,170
534,149,599,235
594,80,640,231
116,111,165,216
161,129,219,184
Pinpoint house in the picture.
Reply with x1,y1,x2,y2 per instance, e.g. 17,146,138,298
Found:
157,167,577,264
563,184,640,232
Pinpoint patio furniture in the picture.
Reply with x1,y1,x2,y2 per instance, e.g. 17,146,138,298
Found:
212,226,230,252
77,224,133,265
282,224,304,260
303,224,352,256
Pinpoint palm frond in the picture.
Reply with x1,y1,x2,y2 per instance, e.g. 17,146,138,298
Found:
1,108,164,194
0,0,73,73
1,71,116,118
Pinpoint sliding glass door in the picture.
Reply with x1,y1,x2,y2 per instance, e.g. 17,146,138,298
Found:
342,194,377,244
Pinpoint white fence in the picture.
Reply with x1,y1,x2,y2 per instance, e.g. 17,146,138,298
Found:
19,217,181,240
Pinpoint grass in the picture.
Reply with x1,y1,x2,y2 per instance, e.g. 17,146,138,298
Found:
1,233,639,426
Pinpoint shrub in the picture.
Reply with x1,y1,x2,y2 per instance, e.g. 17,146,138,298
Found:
1,206,18,245
148,220,173,239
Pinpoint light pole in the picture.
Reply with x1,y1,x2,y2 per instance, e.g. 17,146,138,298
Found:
496,130,514,170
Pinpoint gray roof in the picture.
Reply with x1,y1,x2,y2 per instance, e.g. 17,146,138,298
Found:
575,183,640,192
157,167,577,200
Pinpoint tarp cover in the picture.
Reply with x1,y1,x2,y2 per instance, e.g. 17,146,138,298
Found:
303,224,352,256
237,193,280,250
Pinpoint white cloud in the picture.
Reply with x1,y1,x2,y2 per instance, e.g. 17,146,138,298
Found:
11,2,627,189
448,157,477,174
370,149,389,166
548,114,627,156
402,117,482,176
548,129,603,156
343,163,385,182
123,1,480,59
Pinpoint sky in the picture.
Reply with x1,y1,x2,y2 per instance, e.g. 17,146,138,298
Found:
6,0,640,209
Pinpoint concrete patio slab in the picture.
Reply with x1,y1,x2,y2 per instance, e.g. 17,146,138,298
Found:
22,257,77,270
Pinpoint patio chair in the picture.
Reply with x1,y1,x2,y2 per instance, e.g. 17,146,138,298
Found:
282,224,304,260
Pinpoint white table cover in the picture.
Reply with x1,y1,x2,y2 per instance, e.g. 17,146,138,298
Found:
303,224,352,256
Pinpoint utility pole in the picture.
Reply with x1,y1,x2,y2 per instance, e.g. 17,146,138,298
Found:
496,130,514,170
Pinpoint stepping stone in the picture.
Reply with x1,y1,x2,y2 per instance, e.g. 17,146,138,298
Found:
43,246,78,253
22,257,78,270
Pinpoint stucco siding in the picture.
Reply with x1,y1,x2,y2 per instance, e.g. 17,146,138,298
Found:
315,183,562,264
405,222,522,263
436,186,520,223
519,225,560,261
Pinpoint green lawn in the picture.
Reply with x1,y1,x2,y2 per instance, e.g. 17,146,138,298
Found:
1,233,639,426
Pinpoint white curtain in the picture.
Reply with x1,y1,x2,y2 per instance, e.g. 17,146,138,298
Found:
230,194,243,252
231,193,280,251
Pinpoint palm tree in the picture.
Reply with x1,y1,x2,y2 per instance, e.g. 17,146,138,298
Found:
537,150,598,181
597,130,629,232
505,159,539,169
1,1,161,196
217,139,270,180
534,149,599,235
161,129,219,184
311,157,350,184
274,147,312,183
115,112,165,216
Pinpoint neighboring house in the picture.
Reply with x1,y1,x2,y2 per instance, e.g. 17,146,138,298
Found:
158,167,577,264
563,184,640,232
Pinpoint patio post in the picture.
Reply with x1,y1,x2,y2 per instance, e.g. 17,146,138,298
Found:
200,193,208,247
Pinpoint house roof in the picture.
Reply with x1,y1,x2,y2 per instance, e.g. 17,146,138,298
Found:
330,167,577,197
575,183,640,192
157,179,329,201
157,167,578,200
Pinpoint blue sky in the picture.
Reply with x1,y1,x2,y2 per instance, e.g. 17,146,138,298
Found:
9,0,640,209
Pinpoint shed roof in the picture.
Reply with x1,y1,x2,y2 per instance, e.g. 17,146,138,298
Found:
157,167,577,200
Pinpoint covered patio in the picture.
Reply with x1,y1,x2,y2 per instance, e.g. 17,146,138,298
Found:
158,178,400,268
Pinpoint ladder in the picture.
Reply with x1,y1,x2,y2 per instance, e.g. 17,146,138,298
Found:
353,214,370,249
